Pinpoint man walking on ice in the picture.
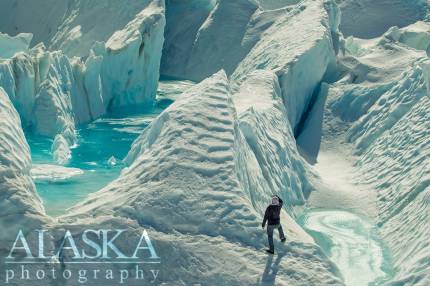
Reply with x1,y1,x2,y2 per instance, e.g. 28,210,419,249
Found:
262,195,286,254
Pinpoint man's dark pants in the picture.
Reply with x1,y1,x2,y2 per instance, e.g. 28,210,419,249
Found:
267,224,285,252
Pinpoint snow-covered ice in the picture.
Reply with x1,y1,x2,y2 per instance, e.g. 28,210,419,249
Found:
0,0,429,285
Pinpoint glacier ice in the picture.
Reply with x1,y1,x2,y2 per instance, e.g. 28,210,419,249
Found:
95,0,165,111
33,51,77,164
161,0,216,78
161,0,259,81
0,0,166,164
258,0,301,10
233,70,313,212
178,0,258,81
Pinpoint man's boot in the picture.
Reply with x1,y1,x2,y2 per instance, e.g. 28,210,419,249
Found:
266,249,274,254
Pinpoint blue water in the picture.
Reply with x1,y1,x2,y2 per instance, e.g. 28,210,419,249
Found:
28,80,194,216
299,209,394,286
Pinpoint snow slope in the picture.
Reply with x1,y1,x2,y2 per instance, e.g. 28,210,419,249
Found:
61,71,342,285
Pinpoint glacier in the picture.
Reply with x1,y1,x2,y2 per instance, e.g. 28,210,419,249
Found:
0,0,429,285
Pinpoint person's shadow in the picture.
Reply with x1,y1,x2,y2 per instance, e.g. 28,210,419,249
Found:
259,250,287,285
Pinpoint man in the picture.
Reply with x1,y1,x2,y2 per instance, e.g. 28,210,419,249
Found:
262,195,286,254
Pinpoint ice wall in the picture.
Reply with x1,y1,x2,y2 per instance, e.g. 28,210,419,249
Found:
161,0,260,81
163,0,340,132
95,0,165,112
233,70,313,214
32,51,77,164
258,0,300,10
161,0,216,78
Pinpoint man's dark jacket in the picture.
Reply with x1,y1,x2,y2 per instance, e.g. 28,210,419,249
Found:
262,196,283,227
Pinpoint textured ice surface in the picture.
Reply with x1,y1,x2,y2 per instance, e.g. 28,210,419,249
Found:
258,0,300,10
162,0,259,81
233,70,314,214
95,0,165,111
161,0,339,84
0,46,78,164
161,0,216,78
33,51,77,164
